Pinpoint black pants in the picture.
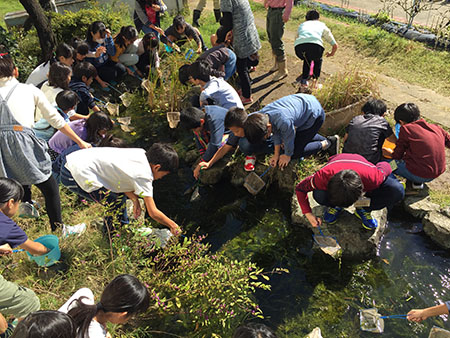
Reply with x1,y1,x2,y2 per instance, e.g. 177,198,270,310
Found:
236,56,259,99
295,43,325,80
97,59,127,83
22,175,62,231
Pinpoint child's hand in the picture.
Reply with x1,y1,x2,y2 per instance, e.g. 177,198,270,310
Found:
325,51,334,57
152,4,161,11
95,46,107,57
0,244,12,256
407,309,428,322
132,200,142,219
278,154,291,170
105,29,111,38
170,224,182,236
305,213,322,228
196,46,202,54
269,154,279,167
194,162,209,179
78,140,92,149
126,67,134,76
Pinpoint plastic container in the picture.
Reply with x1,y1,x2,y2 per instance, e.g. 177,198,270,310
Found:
26,235,61,267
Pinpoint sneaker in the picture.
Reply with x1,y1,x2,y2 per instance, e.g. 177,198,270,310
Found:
19,202,39,218
249,66,256,73
244,155,256,172
412,182,424,190
326,135,340,156
355,208,378,230
240,96,254,105
323,207,343,224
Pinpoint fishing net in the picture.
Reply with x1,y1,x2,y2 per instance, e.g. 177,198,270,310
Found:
306,327,323,338
313,234,341,258
429,326,450,338
167,112,180,128
141,79,152,93
117,117,134,132
119,92,133,107
243,172,266,195
105,102,119,116
360,308,384,333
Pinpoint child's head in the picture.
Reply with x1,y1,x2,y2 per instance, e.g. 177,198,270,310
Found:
73,61,97,86
173,15,187,34
85,112,114,144
10,311,77,338
116,25,138,48
394,103,420,124
189,60,211,85
327,170,363,207
243,113,270,144
224,107,248,137
68,274,150,336
97,134,128,148
142,32,159,52
180,107,206,131
178,64,192,85
55,43,74,67
362,99,387,116
55,90,79,113
86,21,107,43
48,61,72,90
72,37,89,62
305,9,320,21
0,49,16,79
0,177,24,218
233,323,278,338
146,143,179,180
215,26,232,46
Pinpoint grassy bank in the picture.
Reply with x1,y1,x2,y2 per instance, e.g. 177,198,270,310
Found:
0,0,23,28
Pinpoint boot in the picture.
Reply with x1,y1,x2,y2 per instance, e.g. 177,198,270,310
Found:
193,10,201,27
270,53,278,72
214,9,222,22
272,60,288,82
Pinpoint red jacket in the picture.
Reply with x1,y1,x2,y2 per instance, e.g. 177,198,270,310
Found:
392,119,450,179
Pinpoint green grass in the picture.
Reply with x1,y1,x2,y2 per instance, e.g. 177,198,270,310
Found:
0,0,24,28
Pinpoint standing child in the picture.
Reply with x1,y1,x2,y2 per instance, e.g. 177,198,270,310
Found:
136,32,160,78
59,274,149,338
69,62,101,116
342,99,397,164
391,103,450,189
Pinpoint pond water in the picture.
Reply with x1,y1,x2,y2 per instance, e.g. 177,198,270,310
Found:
155,171,450,337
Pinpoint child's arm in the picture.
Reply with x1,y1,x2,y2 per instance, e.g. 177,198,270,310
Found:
441,127,450,149
69,113,89,121
408,303,449,322
19,239,49,256
58,124,92,149
124,192,142,219
143,196,180,235
195,144,234,179
0,243,12,256
295,175,321,227
386,134,397,143
95,75,108,88
343,133,348,143
0,314,7,335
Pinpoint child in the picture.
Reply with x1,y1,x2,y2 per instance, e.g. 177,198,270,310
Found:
69,62,101,116
59,274,149,338
294,10,337,86
190,60,243,110
85,21,126,87
72,38,89,64
10,311,77,338
407,302,450,322
180,106,229,178
243,93,338,169
134,0,166,36
55,90,85,122
164,15,206,54
136,32,160,78
342,99,397,164
0,178,46,332
295,153,405,230
61,143,180,234
26,43,74,87
111,25,139,69
392,103,450,189
49,112,114,154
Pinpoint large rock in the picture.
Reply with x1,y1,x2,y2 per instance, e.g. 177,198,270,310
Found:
423,211,450,249
197,158,228,185
291,193,388,259
403,194,440,219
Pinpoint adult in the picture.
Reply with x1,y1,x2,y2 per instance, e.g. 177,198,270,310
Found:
221,0,261,104
0,51,91,231
133,0,166,36
294,9,338,87
264,0,293,81
192,0,221,27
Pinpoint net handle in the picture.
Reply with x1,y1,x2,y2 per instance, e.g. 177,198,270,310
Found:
380,314,408,319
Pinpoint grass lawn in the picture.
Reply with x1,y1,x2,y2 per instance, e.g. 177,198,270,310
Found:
0,0,24,27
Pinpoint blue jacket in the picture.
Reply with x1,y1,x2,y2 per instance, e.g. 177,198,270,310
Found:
260,94,325,157
85,35,116,68
69,77,96,116
200,106,229,162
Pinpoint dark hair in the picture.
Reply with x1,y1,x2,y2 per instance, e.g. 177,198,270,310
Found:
146,143,179,173
0,47,15,78
10,311,77,338
362,99,387,116
224,107,248,129
115,25,138,48
73,61,97,80
55,43,74,61
68,275,149,338
305,9,320,20
72,38,89,57
142,32,159,52
86,21,107,43
0,177,24,205
56,90,79,111
233,323,278,338
394,103,420,124
98,134,128,148
173,15,186,30
216,25,231,44
243,113,269,144
327,170,363,207
180,107,205,129
178,64,192,85
85,112,114,144
48,62,72,90
189,60,211,83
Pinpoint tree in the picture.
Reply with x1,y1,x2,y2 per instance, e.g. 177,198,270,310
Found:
19,0,56,62
396,0,434,29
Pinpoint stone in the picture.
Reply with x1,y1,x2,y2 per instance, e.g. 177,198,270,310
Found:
403,194,440,219
197,158,228,185
423,211,450,249
291,193,388,259
184,149,199,165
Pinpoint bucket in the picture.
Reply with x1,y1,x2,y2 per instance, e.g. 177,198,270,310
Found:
26,235,61,267
167,112,180,128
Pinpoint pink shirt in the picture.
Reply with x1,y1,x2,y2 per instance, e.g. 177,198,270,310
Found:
265,0,293,21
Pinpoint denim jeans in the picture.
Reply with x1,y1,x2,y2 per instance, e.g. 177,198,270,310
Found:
393,160,433,184
238,136,274,155
224,48,237,80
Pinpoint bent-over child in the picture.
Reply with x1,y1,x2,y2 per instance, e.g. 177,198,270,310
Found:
164,15,206,54
69,62,101,116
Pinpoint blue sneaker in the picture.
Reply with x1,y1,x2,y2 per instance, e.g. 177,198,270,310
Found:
355,208,378,230
323,207,343,224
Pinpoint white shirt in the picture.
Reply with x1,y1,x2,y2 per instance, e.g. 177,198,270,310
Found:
0,77,66,129
35,81,64,119
65,147,154,197
58,288,108,338
25,61,50,86
200,77,243,110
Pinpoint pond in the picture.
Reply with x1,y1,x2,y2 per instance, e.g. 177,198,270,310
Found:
154,165,450,337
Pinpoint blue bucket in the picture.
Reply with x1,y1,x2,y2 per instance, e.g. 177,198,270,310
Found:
26,235,61,267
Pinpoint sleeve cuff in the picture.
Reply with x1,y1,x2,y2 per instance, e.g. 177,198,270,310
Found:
445,301,450,312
